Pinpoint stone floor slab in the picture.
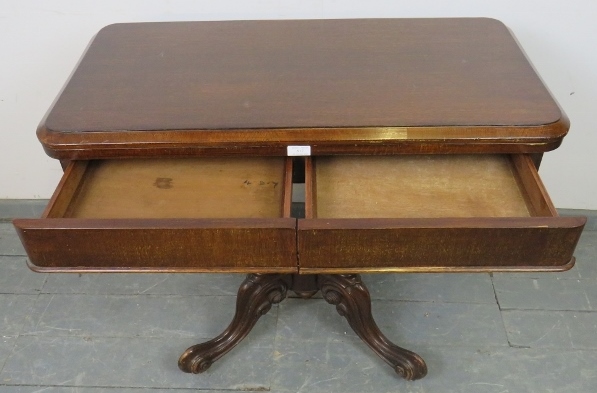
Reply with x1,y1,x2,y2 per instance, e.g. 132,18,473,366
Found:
0,387,292,393
0,389,162,393
0,256,46,295
419,346,597,393
0,295,37,336
0,200,47,220
0,387,253,392
571,231,597,279
276,298,508,347
0,336,17,375
0,223,25,256
363,273,496,303
502,309,597,349
23,294,277,341
1,336,274,390
492,276,597,311
42,273,243,296
271,341,597,393
372,301,508,347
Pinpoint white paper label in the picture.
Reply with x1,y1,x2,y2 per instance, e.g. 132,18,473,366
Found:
287,145,311,156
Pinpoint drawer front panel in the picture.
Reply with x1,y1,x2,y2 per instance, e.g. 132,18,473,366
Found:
14,218,297,273
298,217,585,273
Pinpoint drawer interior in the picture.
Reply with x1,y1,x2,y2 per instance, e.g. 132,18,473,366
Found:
46,157,292,219
306,155,556,219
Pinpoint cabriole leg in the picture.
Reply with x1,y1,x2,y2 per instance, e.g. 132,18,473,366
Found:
318,274,428,381
178,273,289,373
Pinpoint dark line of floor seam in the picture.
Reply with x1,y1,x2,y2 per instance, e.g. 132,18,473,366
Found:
9,334,597,352
0,384,266,392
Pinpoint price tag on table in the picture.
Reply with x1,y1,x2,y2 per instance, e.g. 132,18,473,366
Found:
287,145,311,156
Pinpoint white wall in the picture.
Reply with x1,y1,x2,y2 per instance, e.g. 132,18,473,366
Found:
1,0,596,209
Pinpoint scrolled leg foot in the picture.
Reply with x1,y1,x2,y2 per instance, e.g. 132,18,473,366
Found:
178,273,289,373
318,274,428,381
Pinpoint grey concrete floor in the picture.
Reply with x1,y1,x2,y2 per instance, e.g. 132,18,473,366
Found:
0,202,596,392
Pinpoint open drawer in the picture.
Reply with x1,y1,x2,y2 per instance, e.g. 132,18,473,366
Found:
298,154,586,274
14,157,297,273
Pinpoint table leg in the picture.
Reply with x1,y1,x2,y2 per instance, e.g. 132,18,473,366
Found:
318,274,427,380
178,273,290,373
179,273,427,380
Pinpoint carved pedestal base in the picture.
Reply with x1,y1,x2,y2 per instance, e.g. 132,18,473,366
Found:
178,273,427,380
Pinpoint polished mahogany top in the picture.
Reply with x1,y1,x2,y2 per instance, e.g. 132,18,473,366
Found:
38,18,567,158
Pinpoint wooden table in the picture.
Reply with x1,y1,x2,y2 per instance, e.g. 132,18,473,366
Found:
14,19,585,381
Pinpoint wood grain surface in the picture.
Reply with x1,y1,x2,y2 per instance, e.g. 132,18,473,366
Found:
297,216,586,273
14,218,298,272
313,155,531,219
60,157,288,219
38,18,568,158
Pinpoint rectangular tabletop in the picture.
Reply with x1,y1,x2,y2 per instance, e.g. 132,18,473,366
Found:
38,18,567,158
